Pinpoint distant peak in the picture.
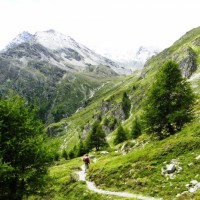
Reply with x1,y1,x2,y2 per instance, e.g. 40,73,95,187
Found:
4,31,33,50
46,29,56,33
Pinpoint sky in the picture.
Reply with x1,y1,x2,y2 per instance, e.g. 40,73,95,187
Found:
1,0,200,56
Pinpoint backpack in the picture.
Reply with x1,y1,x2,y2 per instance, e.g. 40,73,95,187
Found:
83,157,89,163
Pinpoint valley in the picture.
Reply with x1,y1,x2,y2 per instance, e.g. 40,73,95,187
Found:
1,27,200,200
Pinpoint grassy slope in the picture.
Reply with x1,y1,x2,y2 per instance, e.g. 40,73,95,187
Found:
88,122,200,200
48,71,142,150
41,27,200,199
29,157,135,200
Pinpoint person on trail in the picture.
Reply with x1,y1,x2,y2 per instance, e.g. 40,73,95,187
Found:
82,154,90,172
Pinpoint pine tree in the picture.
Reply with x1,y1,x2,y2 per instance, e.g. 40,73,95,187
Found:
62,149,68,160
85,121,107,151
122,92,131,119
113,124,127,145
0,94,52,200
77,140,86,157
131,117,141,139
143,60,195,138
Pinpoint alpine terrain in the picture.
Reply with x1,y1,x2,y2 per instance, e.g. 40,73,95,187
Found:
1,26,200,200
0,30,129,123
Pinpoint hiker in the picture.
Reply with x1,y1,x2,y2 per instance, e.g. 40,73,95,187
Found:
82,154,90,172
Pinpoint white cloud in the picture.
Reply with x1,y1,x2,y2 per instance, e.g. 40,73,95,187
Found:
0,0,200,53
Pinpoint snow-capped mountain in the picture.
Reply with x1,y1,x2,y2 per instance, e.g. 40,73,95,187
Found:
91,46,161,72
5,31,33,50
4,30,129,74
134,46,160,63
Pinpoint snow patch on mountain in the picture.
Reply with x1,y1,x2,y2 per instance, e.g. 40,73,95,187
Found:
3,30,130,75
34,29,77,51
5,31,33,50
91,45,161,72
134,46,160,63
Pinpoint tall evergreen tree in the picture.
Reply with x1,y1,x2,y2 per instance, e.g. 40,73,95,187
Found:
85,121,107,151
143,60,195,138
0,94,53,200
131,117,142,139
113,124,127,145
122,92,131,119
77,140,86,157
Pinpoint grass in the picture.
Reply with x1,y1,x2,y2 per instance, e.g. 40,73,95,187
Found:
28,157,137,200
88,121,200,200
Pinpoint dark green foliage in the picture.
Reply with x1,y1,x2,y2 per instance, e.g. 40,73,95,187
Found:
77,141,86,157
131,117,142,139
62,150,68,160
54,152,60,161
113,124,127,145
85,121,107,151
143,60,195,138
68,150,75,159
122,92,131,119
0,94,52,200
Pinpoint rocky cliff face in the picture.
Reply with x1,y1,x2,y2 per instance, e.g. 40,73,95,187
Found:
142,27,200,79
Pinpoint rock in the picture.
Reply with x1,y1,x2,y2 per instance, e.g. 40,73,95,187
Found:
195,155,200,160
166,164,176,174
185,180,200,193
188,162,194,167
185,183,190,188
190,180,198,185
100,151,109,154
176,193,181,197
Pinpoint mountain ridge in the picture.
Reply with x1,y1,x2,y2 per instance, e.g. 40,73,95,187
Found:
0,30,126,123
4,30,130,75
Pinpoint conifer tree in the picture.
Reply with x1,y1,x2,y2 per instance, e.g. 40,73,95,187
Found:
143,60,195,138
62,149,68,160
113,124,127,145
0,94,52,200
85,121,107,151
77,140,86,157
131,117,142,139
122,92,131,119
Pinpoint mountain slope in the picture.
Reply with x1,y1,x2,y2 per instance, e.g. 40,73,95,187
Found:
4,30,128,74
0,30,123,123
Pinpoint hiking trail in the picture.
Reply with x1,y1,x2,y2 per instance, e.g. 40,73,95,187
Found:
76,165,162,200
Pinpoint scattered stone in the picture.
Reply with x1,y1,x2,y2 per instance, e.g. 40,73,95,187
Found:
188,162,194,167
166,164,176,174
161,159,182,179
176,193,181,198
191,180,198,185
195,155,200,160
185,180,200,194
100,151,109,154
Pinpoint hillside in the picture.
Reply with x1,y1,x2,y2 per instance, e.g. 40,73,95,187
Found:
42,27,200,200
49,26,200,147
0,30,124,123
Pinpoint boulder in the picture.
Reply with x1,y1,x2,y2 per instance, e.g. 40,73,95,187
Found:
166,164,176,174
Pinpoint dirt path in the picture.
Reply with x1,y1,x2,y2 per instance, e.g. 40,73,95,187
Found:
76,165,162,200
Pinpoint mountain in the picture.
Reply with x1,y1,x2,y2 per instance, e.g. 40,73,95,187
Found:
134,46,160,63
3,30,129,74
92,45,160,72
0,30,127,123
